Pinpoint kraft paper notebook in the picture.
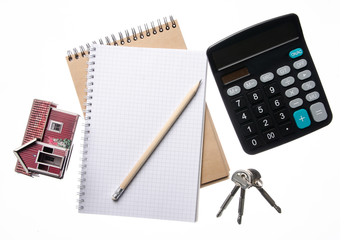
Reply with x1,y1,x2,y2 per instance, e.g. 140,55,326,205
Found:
65,17,229,186
79,45,207,221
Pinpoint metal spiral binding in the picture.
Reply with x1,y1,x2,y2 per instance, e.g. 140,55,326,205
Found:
67,16,176,61
77,47,96,211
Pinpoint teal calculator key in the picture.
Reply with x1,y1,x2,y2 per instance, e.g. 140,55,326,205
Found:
289,48,303,58
293,109,311,129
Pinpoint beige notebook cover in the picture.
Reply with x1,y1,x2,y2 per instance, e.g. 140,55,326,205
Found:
65,17,229,186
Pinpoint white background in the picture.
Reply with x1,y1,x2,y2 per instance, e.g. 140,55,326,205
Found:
1,0,344,239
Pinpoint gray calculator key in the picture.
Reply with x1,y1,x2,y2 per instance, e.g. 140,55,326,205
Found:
297,70,311,80
276,66,291,76
293,59,307,69
301,80,316,91
260,72,274,83
306,91,320,102
281,76,295,87
285,87,299,98
243,79,258,90
289,98,303,108
310,102,328,122
227,86,241,96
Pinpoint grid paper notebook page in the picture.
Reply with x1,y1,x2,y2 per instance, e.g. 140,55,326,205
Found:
80,45,207,222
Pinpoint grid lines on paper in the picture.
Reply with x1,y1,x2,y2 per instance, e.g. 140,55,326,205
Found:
80,45,207,222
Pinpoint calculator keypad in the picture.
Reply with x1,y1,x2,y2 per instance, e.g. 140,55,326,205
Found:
225,48,330,152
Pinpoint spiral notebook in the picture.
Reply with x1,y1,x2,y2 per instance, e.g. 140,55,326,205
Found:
65,17,229,186
79,45,207,221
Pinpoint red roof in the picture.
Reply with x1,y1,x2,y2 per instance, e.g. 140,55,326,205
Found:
15,99,57,176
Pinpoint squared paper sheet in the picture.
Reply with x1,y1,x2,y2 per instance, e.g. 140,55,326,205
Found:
79,45,207,222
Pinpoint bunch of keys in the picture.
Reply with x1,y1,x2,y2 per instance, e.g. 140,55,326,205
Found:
217,169,281,224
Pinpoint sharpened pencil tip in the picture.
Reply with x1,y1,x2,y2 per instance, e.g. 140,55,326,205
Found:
195,80,202,88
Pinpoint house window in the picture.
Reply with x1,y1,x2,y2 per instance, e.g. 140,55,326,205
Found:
36,151,64,168
43,146,54,153
48,120,63,133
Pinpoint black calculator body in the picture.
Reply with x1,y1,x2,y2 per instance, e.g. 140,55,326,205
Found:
207,14,332,154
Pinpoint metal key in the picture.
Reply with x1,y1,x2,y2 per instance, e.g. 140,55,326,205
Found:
216,170,253,218
237,188,246,224
248,168,282,213
217,168,282,224
216,184,240,217
232,169,253,189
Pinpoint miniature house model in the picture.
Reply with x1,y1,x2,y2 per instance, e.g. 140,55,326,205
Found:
14,99,79,178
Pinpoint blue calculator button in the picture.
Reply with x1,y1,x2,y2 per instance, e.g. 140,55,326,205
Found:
289,48,303,58
293,109,311,129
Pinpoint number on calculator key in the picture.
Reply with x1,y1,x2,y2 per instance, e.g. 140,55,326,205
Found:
231,97,246,110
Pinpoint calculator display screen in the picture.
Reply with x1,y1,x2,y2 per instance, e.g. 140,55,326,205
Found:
212,22,299,71
222,67,250,85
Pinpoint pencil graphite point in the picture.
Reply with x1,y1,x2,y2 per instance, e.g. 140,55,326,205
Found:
197,79,202,88
190,80,202,97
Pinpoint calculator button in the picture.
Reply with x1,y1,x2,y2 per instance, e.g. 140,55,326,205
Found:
281,76,295,87
253,103,268,117
246,135,263,150
301,80,316,91
310,102,328,122
241,122,257,137
289,98,303,109
293,109,311,129
260,72,274,83
264,82,280,97
289,48,303,59
243,79,258,90
293,59,307,69
269,96,284,110
247,89,264,104
279,122,296,136
227,85,241,96
285,87,299,98
306,91,320,102
297,70,311,80
276,66,291,76
274,108,289,124
231,96,246,111
262,129,279,143
237,109,251,124
258,116,274,130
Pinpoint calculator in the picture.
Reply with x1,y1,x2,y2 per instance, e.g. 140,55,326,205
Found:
207,14,332,154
